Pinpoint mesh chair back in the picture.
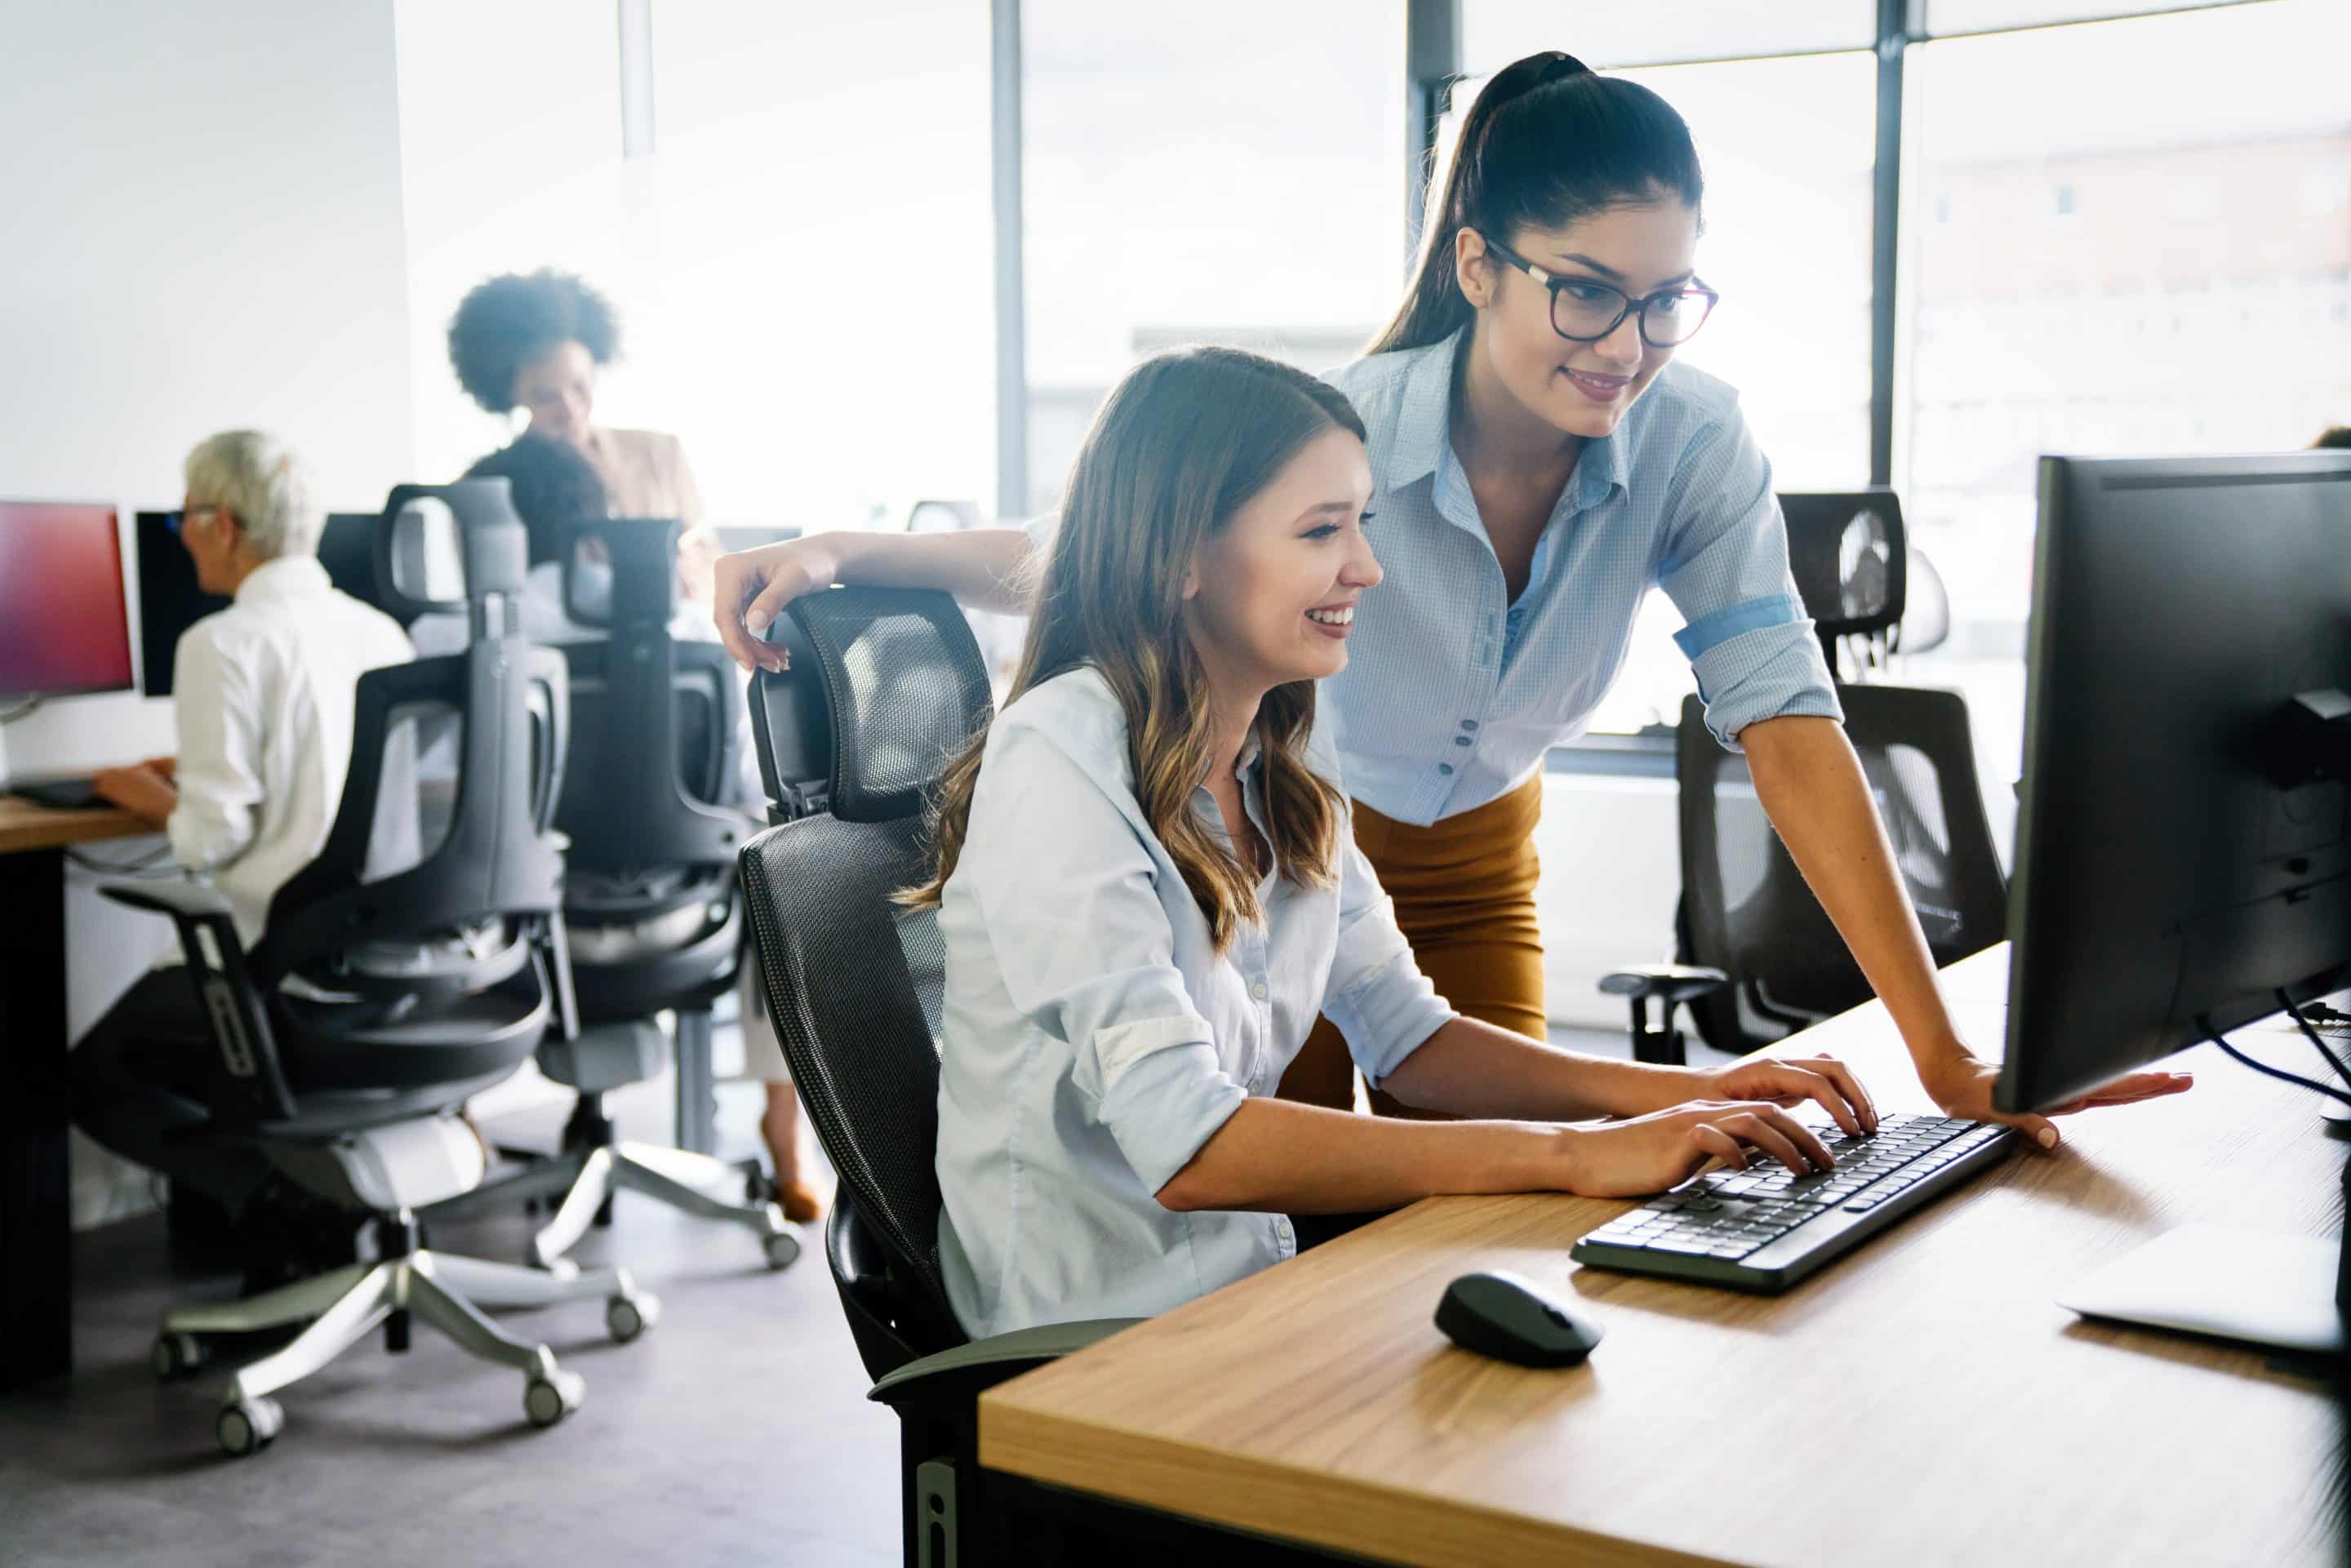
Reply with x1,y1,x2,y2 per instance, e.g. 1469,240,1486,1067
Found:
1677,684,2007,1051
549,517,748,881
258,488,568,997
739,589,991,1360
1779,491,1907,677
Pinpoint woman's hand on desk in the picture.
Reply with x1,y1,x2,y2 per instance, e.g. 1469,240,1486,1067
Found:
1919,1053,2193,1151
1560,1100,1838,1200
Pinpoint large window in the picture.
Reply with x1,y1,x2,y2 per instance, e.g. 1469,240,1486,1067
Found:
1896,0,2351,799
1020,0,1407,516
395,1,994,531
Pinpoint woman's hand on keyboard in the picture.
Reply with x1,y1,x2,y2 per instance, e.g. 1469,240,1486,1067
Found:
1560,1100,1838,1200
1687,1054,1878,1136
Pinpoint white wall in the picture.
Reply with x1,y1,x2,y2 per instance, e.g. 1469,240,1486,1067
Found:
0,0,420,1224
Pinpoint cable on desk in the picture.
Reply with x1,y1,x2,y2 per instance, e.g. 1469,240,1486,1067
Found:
2202,1015,2351,1107
2280,991,2351,1088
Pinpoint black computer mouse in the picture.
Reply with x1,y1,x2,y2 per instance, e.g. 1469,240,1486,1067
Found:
1434,1269,1604,1368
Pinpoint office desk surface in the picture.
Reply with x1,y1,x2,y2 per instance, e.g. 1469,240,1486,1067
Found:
980,948,2340,1568
0,796,148,855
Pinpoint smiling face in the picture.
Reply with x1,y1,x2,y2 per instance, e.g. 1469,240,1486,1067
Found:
1181,424,1382,701
1456,196,1700,442
512,338,598,446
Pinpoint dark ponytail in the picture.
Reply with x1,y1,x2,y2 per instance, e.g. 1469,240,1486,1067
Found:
1367,51,1705,358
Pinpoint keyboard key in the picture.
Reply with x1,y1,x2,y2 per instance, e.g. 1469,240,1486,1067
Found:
1843,1197,1882,1211
1649,1237,1718,1255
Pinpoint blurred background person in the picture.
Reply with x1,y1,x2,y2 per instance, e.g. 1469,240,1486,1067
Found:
446,267,724,607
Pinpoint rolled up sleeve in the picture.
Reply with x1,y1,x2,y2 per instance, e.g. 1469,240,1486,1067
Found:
1319,829,1455,1090
166,629,264,873
968,719,1247,1195
1657,408,1842,750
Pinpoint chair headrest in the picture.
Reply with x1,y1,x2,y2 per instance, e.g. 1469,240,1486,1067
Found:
373,479,531,622
750,588,993,824
562,517,680,629
1777,490,1907,641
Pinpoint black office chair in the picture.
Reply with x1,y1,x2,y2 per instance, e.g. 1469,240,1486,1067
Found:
736,589,1140,1567
463,515,798,1273
1603,491,2008,1063
106,481,651,1457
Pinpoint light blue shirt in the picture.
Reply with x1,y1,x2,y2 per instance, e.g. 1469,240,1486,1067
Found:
1317,330,1842,825
934,668,1458,1339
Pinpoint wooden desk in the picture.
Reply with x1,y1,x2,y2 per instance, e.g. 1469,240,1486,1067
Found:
0,795,152,1389
982,948,2341,1567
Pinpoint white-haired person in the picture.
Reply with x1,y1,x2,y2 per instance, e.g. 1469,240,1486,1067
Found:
78,431,415,1225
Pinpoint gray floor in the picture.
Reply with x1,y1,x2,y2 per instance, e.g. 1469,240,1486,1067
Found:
1,1077,898,1568
4,1021,1651,1568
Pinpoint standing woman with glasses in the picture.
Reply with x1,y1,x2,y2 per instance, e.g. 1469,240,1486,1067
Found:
709,51,2189,1146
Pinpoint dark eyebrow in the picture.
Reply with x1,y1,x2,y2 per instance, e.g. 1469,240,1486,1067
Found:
1295,500,1355,522
1547,251,1695,291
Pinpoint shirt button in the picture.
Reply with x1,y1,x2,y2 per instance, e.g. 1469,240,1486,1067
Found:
1251,981,1269,1001
1460,719,1478,731
1438,763,1455,776
1452,735,1471,747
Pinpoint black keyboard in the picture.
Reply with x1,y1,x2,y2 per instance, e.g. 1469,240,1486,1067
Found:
11,775,102,809
1571,1113,2015,1293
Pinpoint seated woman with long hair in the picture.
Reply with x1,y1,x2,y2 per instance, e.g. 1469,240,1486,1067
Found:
909,347,1874,1338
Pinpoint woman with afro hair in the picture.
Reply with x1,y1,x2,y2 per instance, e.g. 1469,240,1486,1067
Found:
447,269,722,603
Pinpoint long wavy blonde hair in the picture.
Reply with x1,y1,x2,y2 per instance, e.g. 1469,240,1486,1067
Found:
901,346,1365,953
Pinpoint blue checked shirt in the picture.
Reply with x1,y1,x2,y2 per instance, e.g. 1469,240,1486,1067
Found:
1314,330,1842,825
934,668,1457,1339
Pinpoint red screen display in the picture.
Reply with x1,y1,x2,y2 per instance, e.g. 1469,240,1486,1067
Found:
0,502,136,700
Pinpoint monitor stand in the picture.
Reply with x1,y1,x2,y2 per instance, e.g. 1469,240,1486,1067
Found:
2055,1143,2348,1359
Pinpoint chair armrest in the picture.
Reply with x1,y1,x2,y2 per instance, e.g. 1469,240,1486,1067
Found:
100,879,234,922
867,1319,1144,1415
100,879,296,1125
1598,963,1727,1005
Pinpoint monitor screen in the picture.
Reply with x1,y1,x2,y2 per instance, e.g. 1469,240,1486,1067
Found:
2000,452,2351,1113
0,501,135,702
134,510,229,698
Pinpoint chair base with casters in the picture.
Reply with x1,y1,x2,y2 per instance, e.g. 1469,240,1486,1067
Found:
428,1005,803,1274
149,1113,659,1459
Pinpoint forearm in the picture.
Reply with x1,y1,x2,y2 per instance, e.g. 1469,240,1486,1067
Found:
1378,1014,1698,1120
818,527,1036,615
1155,1096,1559,1215
1740,715,1967,1066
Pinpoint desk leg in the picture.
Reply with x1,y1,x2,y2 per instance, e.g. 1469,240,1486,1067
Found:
0,846,72,1389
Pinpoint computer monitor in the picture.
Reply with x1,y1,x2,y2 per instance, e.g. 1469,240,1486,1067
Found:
1998,451,2351,1355
0,501,136,702
134,510,229,697
2000,451,2351,1114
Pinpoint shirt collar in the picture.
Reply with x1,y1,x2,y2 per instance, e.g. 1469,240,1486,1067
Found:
233,554,331,606
1381,326,1629,513
1380,331,1462,492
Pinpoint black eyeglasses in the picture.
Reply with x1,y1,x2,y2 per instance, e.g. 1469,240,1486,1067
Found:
1478,233,1720,349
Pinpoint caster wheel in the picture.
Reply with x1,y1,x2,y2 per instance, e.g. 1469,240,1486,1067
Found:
762,1230,802,1272
530,1248,580,1281
523,1369,585,1428
153,1331,206,1383
606,1293,660,1344
217,1397,282,1458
